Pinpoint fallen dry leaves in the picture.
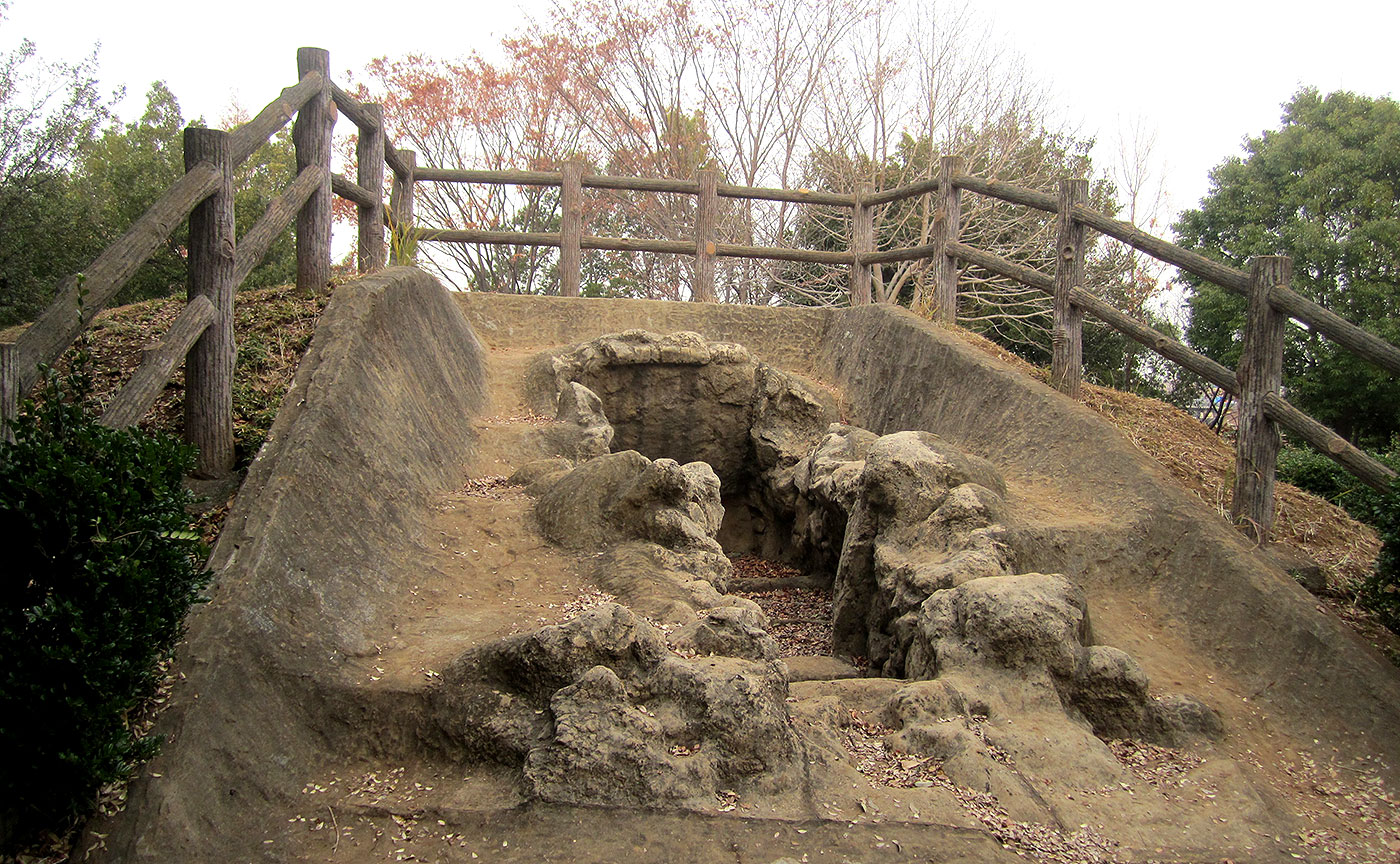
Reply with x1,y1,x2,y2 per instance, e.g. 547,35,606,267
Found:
841,715,1118,864
731,556,834,657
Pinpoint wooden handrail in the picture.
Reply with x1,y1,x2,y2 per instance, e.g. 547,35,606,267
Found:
331,171,377,208
715,182,852,207
1,48,402,469
330,83,379,132
1266,283,1400,377
11,163,223,395
413,225,848,263
229,72,324,169
1263,393,1397,493
384,143,412,180
235,165,326,288
951,173,1058,214
864,177,939,208
100,296,218,429
412,165,858,207
1067,287,1237,393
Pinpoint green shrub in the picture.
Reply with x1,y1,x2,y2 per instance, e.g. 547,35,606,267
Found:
1277,444,1400,631
1350,479,1400,633
0,353,208,845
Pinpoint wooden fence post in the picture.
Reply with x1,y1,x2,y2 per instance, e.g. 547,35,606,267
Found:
389,148,416,239
850,181,874,305
357,102,386,272
1232,255,1291,542
294,47,333,293
931,155,963,322
1051,177,1088,396
559,160,583,297
0,341,16,441
694,168,718,302
183,127,236,477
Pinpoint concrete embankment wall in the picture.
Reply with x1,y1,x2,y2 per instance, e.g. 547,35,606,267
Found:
97,267,488,862
460,291,1400,776
817,303,1400,776
95,280,1399,862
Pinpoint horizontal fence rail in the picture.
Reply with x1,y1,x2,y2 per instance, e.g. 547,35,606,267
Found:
2,46,1395,547
0,48,392,475
399,154,1399,539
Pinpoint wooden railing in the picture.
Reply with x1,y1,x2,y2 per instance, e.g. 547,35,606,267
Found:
0,48,402,477
397,155,1399,542
1,47,1395,544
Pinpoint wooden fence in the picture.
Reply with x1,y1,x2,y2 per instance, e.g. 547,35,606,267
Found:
0,47,1395,543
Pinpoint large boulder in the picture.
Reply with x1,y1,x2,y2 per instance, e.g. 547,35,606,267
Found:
532,450,726,562
909,573,1089,681
433,604,801,812
541,381,615,461
669,605,780,660
825,430,1014,670
750,366,839,478
525,653,799,810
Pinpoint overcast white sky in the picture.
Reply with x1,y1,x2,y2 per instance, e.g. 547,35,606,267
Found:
5,0,1397,234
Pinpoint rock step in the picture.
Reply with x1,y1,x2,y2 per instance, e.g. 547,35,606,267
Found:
782,655,863,681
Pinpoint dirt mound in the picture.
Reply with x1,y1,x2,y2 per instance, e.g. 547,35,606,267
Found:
36,281,1400,863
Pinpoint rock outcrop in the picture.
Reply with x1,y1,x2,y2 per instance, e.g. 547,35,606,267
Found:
507,330,1223,819
433,604,802,811
532,330,763,486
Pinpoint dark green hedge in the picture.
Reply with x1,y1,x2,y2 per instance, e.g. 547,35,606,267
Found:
0,355,208,846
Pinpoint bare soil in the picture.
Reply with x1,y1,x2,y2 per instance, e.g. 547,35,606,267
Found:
261,328,1396,864
18,288,1400,863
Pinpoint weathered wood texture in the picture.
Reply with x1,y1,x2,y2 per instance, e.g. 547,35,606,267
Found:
384,142,412,180
1051,178,1087,396
357,103,386,272
946,240,1054,292
951,173,1058,213
389,149,416,227
294,48,334,294
694,169,718,302
10,164,221,397
182,128,237,477
417,226,849,264
1268,395,1398,492
1075,201,1400,378
1067,287,1237,393
330,83,380,132
593,175,697,194
1069,204,1250,294
412,165,856,206
1262,394,1397,493
1265,284,1400,378
861,241,938,266
100,296,216,429
331,172,376,208
229,72,323,168
235,165,324,288
864,177,939,208
559,161,583,297
849,182,874,305
716,182,852,207
585,236,692,255
0,342,16,436
414,166,558,186
1232,256,1291,541
931,156,963,322
418,228,559,247
713,242,848,265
